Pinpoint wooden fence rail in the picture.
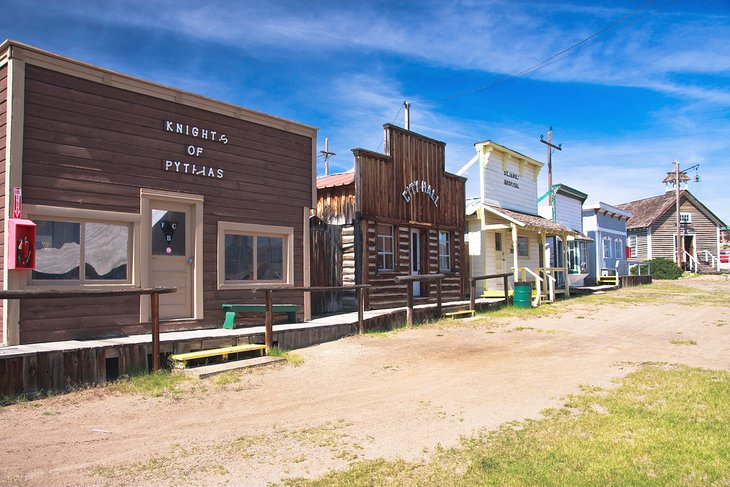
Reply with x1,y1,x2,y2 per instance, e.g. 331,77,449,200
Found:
252,285,371,349
0,287,177,371
393,274,445,327
469,272,513,310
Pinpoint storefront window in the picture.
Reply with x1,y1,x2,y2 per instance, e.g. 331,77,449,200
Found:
438,231,451,272
568,240,588,274
517,236,529,258
33,220,129,282
218,222,292,288
224,234,283,281
377,224,394,271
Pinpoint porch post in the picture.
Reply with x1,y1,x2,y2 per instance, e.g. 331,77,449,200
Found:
562,233,570,297
511,223,519,280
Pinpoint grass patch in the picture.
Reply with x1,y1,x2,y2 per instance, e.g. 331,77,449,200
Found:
106,370,192,397
268,346,305,366
670,339,698,346
212,370,242,386
281,365,730,486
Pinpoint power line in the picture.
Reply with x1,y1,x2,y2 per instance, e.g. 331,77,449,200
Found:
432,0,659,104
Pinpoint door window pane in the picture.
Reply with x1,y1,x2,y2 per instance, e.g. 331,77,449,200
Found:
152,210,186,256
33,221,81,280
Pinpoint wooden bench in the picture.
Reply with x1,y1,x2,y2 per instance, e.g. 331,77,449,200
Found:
170,344,266,368
222,303,300,329
444,310,476,319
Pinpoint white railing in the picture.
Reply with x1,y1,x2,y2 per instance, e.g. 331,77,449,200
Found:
519,267,544,307
628,260,651,275
684,250,698,272
539,267,565,302
702,250,718,270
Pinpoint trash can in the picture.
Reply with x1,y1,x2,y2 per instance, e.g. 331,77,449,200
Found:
513,281,532,309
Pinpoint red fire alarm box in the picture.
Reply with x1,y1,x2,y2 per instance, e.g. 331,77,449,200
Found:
8,218,37,270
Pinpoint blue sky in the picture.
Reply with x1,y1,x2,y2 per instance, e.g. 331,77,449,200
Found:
3,0,730,224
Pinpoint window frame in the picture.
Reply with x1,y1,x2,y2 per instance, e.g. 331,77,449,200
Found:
628,235,637,258
614,238,623,259
438,230,452,272
27,205,136,288
217,221,294,290
680,212,692,224
517,236,529,258
376,223,395,272
602,236,613,259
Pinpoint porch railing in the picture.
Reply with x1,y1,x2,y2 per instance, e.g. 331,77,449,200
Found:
701,250,718,270
684,250,698,272
468,272,512,310
394,274,445,327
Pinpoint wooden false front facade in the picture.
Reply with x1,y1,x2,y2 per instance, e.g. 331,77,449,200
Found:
0,41,316,345
316,124,466,310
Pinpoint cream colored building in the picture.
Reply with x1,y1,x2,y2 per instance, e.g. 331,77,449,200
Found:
460,141,576,303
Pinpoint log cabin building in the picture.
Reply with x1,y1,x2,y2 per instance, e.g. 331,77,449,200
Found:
315,124,466,309
0,40,317,346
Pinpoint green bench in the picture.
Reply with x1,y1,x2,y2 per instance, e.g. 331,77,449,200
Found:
222,303,300,329
170,343,266,368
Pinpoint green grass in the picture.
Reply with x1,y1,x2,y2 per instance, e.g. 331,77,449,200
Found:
106,370,191,397
280,365,730,486
268,346,305,366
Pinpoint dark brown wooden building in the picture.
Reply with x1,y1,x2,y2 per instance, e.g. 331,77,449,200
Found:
0,40,317,345
315,124,466,309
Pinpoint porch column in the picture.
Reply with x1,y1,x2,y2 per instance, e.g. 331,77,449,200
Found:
511,223,519,280
562,233,570,297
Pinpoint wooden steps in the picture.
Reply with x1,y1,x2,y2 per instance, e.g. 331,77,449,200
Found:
444,309,475,319
170,343,266,369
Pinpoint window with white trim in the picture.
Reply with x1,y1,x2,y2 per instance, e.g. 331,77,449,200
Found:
32,219,131,283
614,238,623,259
377,224,395,271
602,236,612,259
218,222,293,288
628,235,637,258
680,212,692,224
438,231,451,272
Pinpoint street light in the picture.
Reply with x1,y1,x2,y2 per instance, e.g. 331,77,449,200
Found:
662,161,700,269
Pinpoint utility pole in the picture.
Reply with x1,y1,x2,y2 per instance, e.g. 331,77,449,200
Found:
320,137,336,176
663,161,700,270
404,101,411,131
540,127,562,206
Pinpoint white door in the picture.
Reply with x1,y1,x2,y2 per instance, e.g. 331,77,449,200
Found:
410,229,421,296
150,202,194,319
494,232,506,289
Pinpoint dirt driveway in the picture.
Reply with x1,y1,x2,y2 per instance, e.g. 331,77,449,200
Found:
1,277,729,486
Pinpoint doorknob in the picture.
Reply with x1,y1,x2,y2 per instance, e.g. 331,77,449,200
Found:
186,257,194,264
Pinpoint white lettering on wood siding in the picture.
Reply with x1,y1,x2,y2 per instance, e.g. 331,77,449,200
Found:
401,180,440,207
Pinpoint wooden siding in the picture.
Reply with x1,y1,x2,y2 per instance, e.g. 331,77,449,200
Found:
18,64,313,344
357,127,465,230
316,182,356,225
649,198,719,262
629,228,649,261
0,64,6,343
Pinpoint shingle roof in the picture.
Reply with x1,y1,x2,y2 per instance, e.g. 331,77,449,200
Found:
615,192,676,229
616,190,727,230
467,202,577,235
316,172,354,189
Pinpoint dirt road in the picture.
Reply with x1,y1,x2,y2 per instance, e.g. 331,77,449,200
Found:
1,277,728,486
